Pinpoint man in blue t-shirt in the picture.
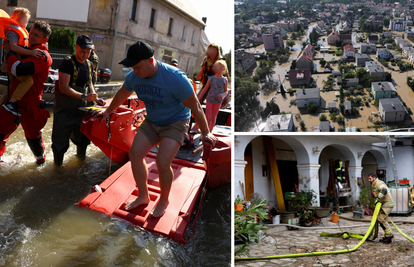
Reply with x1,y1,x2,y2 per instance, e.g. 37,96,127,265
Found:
92,41,217,218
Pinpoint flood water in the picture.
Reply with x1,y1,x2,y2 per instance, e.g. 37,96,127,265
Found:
0,108,231,266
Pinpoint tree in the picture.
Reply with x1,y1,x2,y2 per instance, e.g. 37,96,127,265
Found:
286,39,295,50
329,112,337,122
319,114,327,121
307,102,318,113
241,14,250,22
299,120,306,130
352,107,360,116
290,60,296,70
337,115,344,125
309,28,320,45
320,58,327,67
385,72,392,82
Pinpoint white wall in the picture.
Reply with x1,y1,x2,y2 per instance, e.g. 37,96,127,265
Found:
388,139,414,183
37,0,90,22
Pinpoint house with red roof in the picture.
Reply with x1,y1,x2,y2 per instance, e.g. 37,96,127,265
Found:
327,29,352,46
304,44,315,57
296,50,314,70
289,69,312,87
344,44,355,58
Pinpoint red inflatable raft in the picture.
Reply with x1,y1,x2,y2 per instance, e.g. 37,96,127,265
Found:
78,96,231,243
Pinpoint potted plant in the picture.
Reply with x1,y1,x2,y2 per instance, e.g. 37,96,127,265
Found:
358,186,375,215
290,190,317,227
234,196,269,256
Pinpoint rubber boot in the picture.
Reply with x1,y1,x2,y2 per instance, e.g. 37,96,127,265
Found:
54,153,64,166
76,146,87,159
379,235,393,244
26,137,46,165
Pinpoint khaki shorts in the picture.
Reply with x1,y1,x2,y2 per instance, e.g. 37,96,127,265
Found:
138,118,190,147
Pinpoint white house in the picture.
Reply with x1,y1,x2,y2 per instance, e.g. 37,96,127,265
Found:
234,135,414,208
376,48,391,59
344,44,355,58
263,114,296,132
379,98,406,123
296,88,321,108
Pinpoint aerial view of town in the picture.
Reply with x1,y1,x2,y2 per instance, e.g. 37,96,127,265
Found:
235,0,414,132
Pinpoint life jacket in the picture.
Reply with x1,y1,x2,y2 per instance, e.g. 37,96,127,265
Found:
8,23,29,48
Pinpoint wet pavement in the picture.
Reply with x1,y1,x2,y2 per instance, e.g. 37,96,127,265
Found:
235,212,414,267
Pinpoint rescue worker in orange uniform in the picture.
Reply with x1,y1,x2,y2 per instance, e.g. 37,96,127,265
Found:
0,20,52,164
368,173,394,243
1,7,43,116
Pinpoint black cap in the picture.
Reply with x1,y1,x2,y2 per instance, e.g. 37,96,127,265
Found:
119,41,154,67
76,35,94,49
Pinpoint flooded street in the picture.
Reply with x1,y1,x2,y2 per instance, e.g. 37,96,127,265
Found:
250,23,414,131
0,108,231,266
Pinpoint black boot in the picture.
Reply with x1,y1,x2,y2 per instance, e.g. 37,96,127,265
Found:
76,146,87,159
54,153,64,166
379,235,393,244
26,137,45,165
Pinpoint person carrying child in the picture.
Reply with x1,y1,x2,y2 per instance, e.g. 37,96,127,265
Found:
198,60,228,132
1,7,43,116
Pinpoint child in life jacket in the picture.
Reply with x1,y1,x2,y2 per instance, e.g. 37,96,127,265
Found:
199,60,228,132
1,7,42,116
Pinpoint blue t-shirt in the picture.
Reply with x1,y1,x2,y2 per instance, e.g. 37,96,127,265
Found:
124,61,193,125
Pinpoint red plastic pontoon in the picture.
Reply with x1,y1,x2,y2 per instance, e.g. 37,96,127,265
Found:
78,96,231,243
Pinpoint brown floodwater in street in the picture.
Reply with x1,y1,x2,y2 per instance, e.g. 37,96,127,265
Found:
0,107,230,266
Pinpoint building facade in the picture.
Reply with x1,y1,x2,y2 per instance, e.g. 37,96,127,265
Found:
262,33,284,50
389,19,407,31
234,135,412,208
1,0,207,80
379,98,406,123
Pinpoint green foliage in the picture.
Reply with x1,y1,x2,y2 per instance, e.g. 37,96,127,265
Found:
356,68,373,88
356,127,361,132
307,102,318,113
319,114,327,121
407,77,414,91
338,126,345,132
261,99,280,119
329,112,337,122
337,115,344,125
235,70,261,131
383,17,390,28
299,120,305,130
309,28,319,45
234,197,269,256
406,107,412,114
352,107,360,116
290,59,296,70
286,39,295,49
290,190,317,222
385,72,392,82
319,58,326,67
48,27,76,54
358,186,375,209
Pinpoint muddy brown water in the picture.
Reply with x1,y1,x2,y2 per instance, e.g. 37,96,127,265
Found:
0,108,231,266
252,27,414,131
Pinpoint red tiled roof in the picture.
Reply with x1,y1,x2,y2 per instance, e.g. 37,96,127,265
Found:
298,50,313,63
305,44,315,52
339,34,352,40
344,44,354,52
289,69,311,81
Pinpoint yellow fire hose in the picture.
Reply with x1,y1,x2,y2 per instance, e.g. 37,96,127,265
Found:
235,203,413,261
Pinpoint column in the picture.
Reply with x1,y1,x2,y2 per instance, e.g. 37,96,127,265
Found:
348,166,363,205
234,159,247,200
296,164,321,207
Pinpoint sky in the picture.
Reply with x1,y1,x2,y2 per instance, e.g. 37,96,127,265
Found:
188,0,234,54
